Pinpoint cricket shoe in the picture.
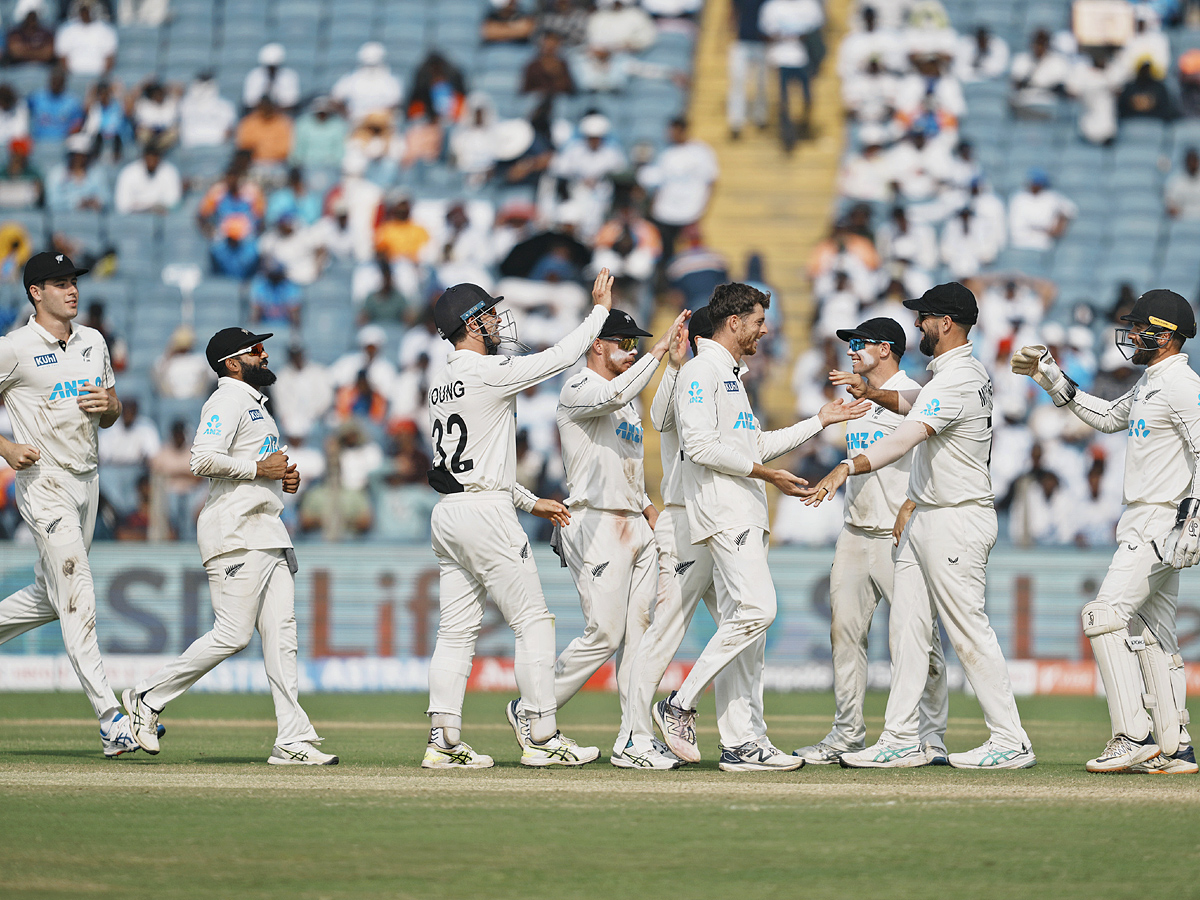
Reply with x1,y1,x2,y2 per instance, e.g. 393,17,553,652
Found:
505,698,531,748
1086,734,1160,773
100,712,141,758
611,738,681,770
839,741,927,768
521,732,600,767
421,738,495,769
1129,744,1198,775
720,737,805,772
122,688,160,754
268,741,339,766
792,741,844,765
949,741,1037,770
924,742,951,766
652,691,700,763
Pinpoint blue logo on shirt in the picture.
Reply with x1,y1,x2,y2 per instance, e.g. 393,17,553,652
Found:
847,430,885,451
203,415,221,435
1129,418,1149,438
688,381,703,404
258,435,279,456
724,380,739,392
47,378,100,400
922,398,941,417
615,422,643,444
34,353,57,367
249,409,263,421
733,412,756,430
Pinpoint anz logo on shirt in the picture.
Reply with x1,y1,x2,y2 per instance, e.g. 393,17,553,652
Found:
846,430,885,451
733,412,756,430
47,377,100,400
615,422,643,444
688,381,703,404
203,415,221,435
1129,418,1150,438
921,398,941,417
257,435,279,456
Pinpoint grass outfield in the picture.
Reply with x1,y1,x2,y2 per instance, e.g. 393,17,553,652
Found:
1,691,1198,899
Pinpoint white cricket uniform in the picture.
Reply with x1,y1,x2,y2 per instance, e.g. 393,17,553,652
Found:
134,377,318,746
553,352,661,755
824,370,949,752
0,316,119,720
880,342,1031,752
426,305,608,724
672,338,825,747
1065,352,1200,745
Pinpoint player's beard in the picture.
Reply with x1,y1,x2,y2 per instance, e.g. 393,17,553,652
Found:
242,360,277,387
918,324,938,356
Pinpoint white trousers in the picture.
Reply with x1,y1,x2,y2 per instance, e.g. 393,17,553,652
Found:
428,492,558,721
0,468,118,720
555,506,657,754
624,506,760,752
675,525,777,747
727,40,769,130
882,505,1030,751
1094,504,1191,744
137,547,317,745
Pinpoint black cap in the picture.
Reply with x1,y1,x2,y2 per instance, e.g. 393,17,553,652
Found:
23,250,89,290
903,281,978,325
598,308,652,339
690,305,714,341
434,283,502,341
836,316,907,357
205,327,273,372
1121,289,1197,339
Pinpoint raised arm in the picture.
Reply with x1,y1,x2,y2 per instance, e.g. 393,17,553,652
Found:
758,398,871,461
830,369,921,414
560,352,661,420
1012,344,1133,433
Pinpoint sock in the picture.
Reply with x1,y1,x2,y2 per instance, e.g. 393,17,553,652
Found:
528,712,556,744
430,713,461,746
99,707,119,730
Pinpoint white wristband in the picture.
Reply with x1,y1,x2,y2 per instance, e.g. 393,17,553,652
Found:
842,457,857,476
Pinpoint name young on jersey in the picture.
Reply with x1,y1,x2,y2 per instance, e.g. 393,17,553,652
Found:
429,381,466,405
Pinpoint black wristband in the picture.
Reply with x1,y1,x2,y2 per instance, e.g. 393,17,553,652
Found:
1178,498,1200,523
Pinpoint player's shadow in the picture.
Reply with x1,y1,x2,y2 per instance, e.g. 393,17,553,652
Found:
183,756,269,764
4,749,107,759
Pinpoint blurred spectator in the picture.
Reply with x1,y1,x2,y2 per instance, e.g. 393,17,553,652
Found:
179,71,236,148
54,0,117,76
82,79,130,159
836,127,891,202
451,93,498,188
495,110,553,187
666,225,728,311
236,97,293,168
45,133,109,211
197,168,265,237
208,214,259,278
266,166,323,226
1073,458,1120,547
333,324,397,394
759,0,824,150
837,6,898,79
388,352,432,426
1008,168,1076,251
273,344,334,440
0,85,30,148
727,0,769,139
28,66,85,142
336,419,385,492
153,326,215,399
399,110,444,169
427,201,498,286
406,52,467,124
115,474,153,541
1008,29,1068,119
259,213,325,285
375,194,430,264
539,0,590,47
549,113,626,235
587,0,656,52
637,117,719,267
0,144,43,209
939,205,1000,279
876,205,937,272
249,261,302,325
1007,464,1073,547
290,97,348,173
1066,54,1119,145
807,221,879,280
309,197,356,262
82,301,127,372
483,0,536,44
954,26,1009,82
346,110,402,180
592,200,662,282
99,397,161,466
841,57,899,125
571,44,682,93
324,153,385,262
1111,7,1170,83
522,32,576,97
1165,146,1200,218
118,0,170,27
114,142,180,213
360,257,411,324
131,79,179,150
370,433,437,543
1180,49,1200,117
6,9,56,65
332,42,403,124
1117,61,1176,121
334,369,388,424
149,419,205,541
243,43,301,112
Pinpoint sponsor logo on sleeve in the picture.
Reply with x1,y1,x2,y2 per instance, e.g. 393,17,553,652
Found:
34,353,57,367
921,398,941,417
248,409,264,421
203,415,221,435
615,422,643,444
687,381,703,404
723,380,739,392
257,435,279,456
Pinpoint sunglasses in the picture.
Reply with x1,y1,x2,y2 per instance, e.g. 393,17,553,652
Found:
604,337,639,352
848,338,884,352
218,343,265,363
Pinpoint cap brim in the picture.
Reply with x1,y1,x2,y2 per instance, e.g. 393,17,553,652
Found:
600,326,653,339
835,327,873,343
232,331,273,354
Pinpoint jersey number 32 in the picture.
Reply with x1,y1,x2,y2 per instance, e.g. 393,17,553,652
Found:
431,413,474,474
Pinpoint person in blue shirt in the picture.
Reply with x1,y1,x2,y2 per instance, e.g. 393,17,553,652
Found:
250,261,302,326
28,67,85,142
265,166,322,226
45,133,110,211
209,214,259,280
82,79,131,161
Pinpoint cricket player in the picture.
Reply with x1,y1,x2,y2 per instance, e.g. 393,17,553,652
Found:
1013,289,1198,774
423,273,615,769
652,283,871,770
0,251,139,757
505,307,689,764
804,283,1035,770
794,317,950,766
123,328,337,766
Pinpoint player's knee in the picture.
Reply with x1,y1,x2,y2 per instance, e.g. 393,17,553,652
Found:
1081,600,1126,637
212,622,254,654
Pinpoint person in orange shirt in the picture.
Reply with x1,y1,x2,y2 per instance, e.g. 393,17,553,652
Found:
197,168,266,237
236,98,294,166
374,194,430,263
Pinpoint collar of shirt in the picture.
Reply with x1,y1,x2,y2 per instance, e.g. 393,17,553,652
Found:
1143,352,1189,384
27,313,74,348
696,336,742,375
218,375,267,405
926,340,973,374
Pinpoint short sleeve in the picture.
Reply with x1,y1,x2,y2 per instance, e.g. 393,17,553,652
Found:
909,384,964,434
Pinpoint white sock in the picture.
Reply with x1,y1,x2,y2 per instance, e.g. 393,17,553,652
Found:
99,707,119,730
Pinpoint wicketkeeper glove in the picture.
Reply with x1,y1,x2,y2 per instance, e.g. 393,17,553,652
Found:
1010,344,1078,407
1157,498,1200,569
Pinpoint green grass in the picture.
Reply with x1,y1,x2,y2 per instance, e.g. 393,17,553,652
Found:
1,691,1198,899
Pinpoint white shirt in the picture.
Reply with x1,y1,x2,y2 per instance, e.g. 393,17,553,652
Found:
330,349,396,395
637,140,719,227
258,225,323,286
332,66,403,123
837,150,893,203
190,377,292,564
907,342,995,507
838,28,902,79
893,72,966,117
557,354,661,513
1008,188,1077,251
652,365,686,507
1010,50,1070,107
759,0,824,68
844,370,920,533
114,159,182,213
243,65,301,109
953,33,1010,82
54,18,117,76
551,139,627,186
154,351,215,399
425,305,607,507
99,413,161,465
272,361,333,439
0,316,114,475
586,5,657,52
179,82,237,147
1067,60,1118,144
940,214,999,279
0,104,30,147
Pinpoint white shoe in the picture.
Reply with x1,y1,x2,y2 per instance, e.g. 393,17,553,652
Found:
1086,734,1160,773
611,738,682,770
521,731,600,767
505,698,531,748
268,741,339,766
923,742,950,766
122,688,160,754
421,739,494,769
718,737,805,772
100,712,140,758
1129,744,1197,775
839,741,927,769
652,691,700,763
949,741,1036,770
792,741,844,765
